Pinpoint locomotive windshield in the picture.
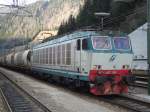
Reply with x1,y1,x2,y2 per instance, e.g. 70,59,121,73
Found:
114,38,130,50
92,37,111,50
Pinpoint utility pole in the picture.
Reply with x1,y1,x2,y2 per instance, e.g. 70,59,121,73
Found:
94,12,110,31
0,0,33,17
13,0,18,6
147,0,150,95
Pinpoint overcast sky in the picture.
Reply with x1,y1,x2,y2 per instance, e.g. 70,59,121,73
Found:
0,0,40,6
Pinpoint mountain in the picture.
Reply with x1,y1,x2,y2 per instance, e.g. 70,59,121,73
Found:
0,0,147,47
0,0,85,43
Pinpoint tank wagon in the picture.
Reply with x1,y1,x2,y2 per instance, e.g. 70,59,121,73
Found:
0,30,134,95
1,50,31,69
13,50,31,68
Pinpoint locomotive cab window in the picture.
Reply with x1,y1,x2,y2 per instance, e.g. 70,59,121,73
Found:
82,39,88,50
77,39,81,50
113,37,130,50
92,37,111,50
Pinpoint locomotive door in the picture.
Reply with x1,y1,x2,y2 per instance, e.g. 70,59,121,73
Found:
75,39,82,72
81,38,90,74
75,38,90,74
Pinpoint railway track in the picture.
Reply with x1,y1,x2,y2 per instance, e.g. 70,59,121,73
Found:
0,88,12,112
0,71,51,112
100,95,150,112
131,74,149,88
1,68,150,112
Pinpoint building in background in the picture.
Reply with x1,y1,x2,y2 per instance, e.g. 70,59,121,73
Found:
129,23,148,70
31,30,58,46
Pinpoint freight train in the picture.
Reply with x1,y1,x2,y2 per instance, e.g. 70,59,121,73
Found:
0,30,135,95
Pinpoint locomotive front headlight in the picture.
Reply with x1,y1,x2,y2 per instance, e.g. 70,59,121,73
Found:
113,65,116,69
92,65,97,70
98,65,102,69
92,65,102,70
122,65,125,69
122,65,130,69
126,65,130,69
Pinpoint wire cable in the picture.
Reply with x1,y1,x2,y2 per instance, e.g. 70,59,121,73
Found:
103,6,146,27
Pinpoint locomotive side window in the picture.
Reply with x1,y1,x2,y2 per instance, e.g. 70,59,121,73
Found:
77,39,81,50
55,46,58,65
53,47,56,65
82,39,88,50
40,49,42,64
49,47,52,65
43,49,46,64
37,50,39,64
42,49,44,64
44,48,47,64
66,43,71,65
34,51,36,64
57,45,61,65
46,48,49,64
62,44,66,65
34,50,36,64
43,49,45,64
32,51,34,63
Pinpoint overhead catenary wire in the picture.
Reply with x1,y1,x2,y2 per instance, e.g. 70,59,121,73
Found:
104,5,146,22
0,0,33,17
102,5,146,28
13,0,18,6
105,6,146,23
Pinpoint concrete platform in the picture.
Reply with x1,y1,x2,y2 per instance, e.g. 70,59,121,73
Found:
0,67,129,112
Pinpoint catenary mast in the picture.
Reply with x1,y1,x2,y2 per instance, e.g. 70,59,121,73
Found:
147,0,150,95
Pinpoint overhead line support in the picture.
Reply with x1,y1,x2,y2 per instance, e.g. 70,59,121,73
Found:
147,0,150,95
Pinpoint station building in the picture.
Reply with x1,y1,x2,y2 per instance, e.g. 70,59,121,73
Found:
129,23,148,70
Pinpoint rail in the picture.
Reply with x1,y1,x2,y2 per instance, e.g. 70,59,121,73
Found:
131,73,149,88
0,88,12,112
1,68,150,112
0,71,52,112
100,95,150,112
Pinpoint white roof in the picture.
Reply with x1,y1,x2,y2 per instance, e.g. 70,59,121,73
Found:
129,23,147,59
129,23,148,70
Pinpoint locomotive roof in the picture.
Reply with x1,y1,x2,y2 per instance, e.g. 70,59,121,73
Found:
33,30,128,49
33,31,101,49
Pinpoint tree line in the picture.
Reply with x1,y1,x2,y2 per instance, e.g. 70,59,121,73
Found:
58,0,146,35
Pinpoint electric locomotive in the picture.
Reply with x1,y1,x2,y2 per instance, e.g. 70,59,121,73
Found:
31,30,134,95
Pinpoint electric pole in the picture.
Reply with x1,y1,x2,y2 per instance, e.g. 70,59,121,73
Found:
147,0,150,95
13,0,18,6
94,12,110,31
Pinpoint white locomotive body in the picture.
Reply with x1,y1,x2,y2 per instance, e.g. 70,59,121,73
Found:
31,31,134,95
0,30,134,95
